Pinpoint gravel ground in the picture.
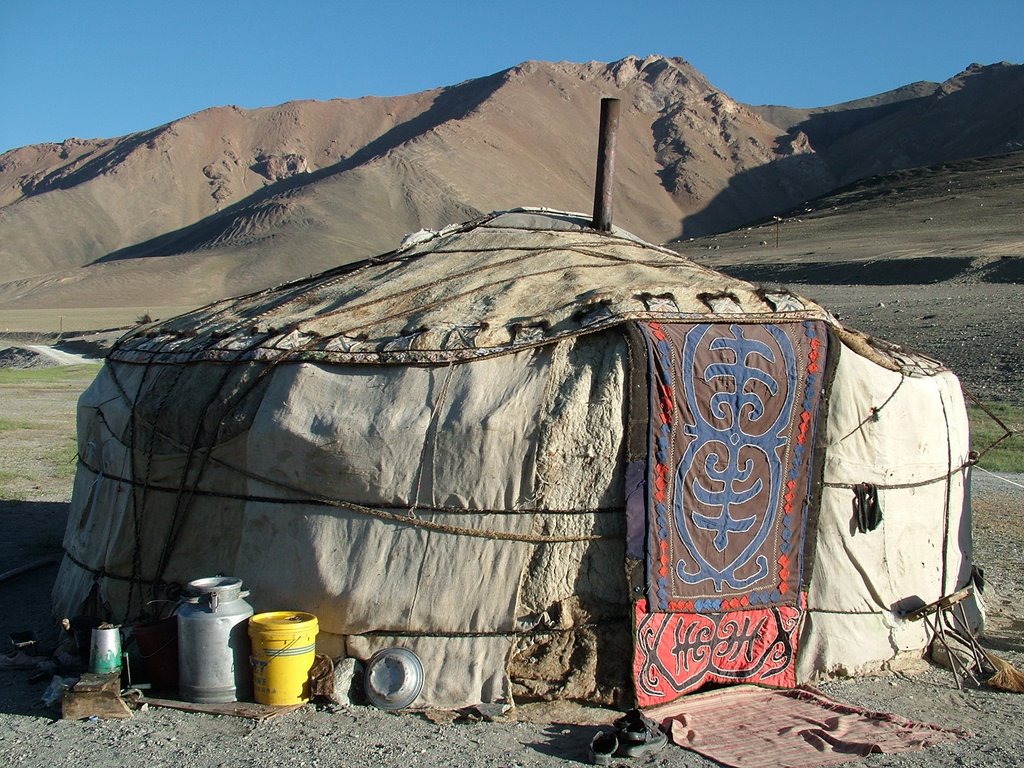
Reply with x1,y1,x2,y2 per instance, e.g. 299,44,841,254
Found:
0,473,1021,768
794,282,1024,405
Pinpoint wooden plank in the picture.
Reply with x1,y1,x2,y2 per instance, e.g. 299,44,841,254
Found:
62,673,132,720
70,672,121,693
140,696,304,721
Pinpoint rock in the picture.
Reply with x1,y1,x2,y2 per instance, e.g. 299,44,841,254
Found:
0,346,57,369
329,657,359,707
251,153,309,182
778,130,814,156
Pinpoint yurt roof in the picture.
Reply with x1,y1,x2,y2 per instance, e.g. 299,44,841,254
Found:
108,208,943,374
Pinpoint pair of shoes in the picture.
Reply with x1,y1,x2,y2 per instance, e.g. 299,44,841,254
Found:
588,709,667,764
614,709,668,757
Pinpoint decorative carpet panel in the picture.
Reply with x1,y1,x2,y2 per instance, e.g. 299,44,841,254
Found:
629,321,828,706
633,599,802,706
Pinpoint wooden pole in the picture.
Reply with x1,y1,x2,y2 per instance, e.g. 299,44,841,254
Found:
592,98,621,232
0,554,60,585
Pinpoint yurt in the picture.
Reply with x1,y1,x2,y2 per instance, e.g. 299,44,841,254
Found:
53,207,974,709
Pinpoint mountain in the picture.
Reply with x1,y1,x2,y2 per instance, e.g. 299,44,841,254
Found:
0,56,1021,310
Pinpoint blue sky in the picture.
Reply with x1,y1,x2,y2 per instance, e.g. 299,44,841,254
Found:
2,1,1020,153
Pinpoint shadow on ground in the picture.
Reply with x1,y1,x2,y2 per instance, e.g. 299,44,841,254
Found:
0,501,69,717
529,723,603,765
719,256,976,286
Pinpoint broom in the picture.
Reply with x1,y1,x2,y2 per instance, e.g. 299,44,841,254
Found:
981,648,1024,693
928,622,1024,693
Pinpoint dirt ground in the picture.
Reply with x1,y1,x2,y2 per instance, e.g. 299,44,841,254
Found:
0,320,1022,767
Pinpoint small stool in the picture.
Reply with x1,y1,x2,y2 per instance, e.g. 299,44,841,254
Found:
904,587,990,689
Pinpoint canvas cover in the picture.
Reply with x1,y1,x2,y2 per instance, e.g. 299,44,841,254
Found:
798,343,973,680
57,339,631,706
52,209,974,709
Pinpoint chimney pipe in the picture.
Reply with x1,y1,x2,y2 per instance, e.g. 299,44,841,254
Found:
592,97,620,232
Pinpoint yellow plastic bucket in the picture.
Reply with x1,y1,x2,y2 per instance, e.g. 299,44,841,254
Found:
248,611,318,705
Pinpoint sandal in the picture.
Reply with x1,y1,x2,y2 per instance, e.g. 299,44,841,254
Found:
612,709,667,758
589,730,619,765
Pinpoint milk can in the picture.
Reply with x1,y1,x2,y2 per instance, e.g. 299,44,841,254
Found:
177,576,254,703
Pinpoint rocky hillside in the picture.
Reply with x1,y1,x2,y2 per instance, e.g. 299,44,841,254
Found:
0,56,1021,309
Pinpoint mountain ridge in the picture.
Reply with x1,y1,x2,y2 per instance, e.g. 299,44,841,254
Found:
1,55,1021,309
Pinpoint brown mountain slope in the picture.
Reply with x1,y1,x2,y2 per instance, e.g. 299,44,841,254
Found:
0,56,1022,311
821,62,1024,182
682,62,1024,235
1,56,824,306
0,89,441,281
671,150,1024,403
750,62,1024,183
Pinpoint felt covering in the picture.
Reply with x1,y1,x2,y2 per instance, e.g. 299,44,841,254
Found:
633,600,803,707
797,341,973,680
52,209,974,709
634,321,827,611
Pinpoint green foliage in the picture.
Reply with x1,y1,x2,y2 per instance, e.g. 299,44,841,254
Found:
968,402,1024,473
0,470,27,501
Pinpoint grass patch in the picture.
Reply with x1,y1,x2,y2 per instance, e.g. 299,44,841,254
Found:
0,469,29,500
969,401,1024,473
45,439,80,481
0,364,102,385
0,418,36,431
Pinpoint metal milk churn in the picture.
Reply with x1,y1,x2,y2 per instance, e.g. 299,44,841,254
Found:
177,576,254,703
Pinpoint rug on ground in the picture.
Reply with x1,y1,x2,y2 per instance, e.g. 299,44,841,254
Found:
646,685,969,768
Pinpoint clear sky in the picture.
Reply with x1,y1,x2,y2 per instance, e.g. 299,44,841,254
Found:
2,0,1020,153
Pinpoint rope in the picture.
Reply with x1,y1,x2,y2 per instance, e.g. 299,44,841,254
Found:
356,617,629,639
106,332,301,601
827,376,905,448
106,335,183,620
939,390,953,593
961,386,1019,461
63,549,159,585
90,325,626,548
118,230,789,367
821,379,1020,492
296,256,687,342
75,455,620,545
150,350,299,590
822,462,971,491
63,541,630,637
78,451,623,515
165,233,642,343
973,465,1024,490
